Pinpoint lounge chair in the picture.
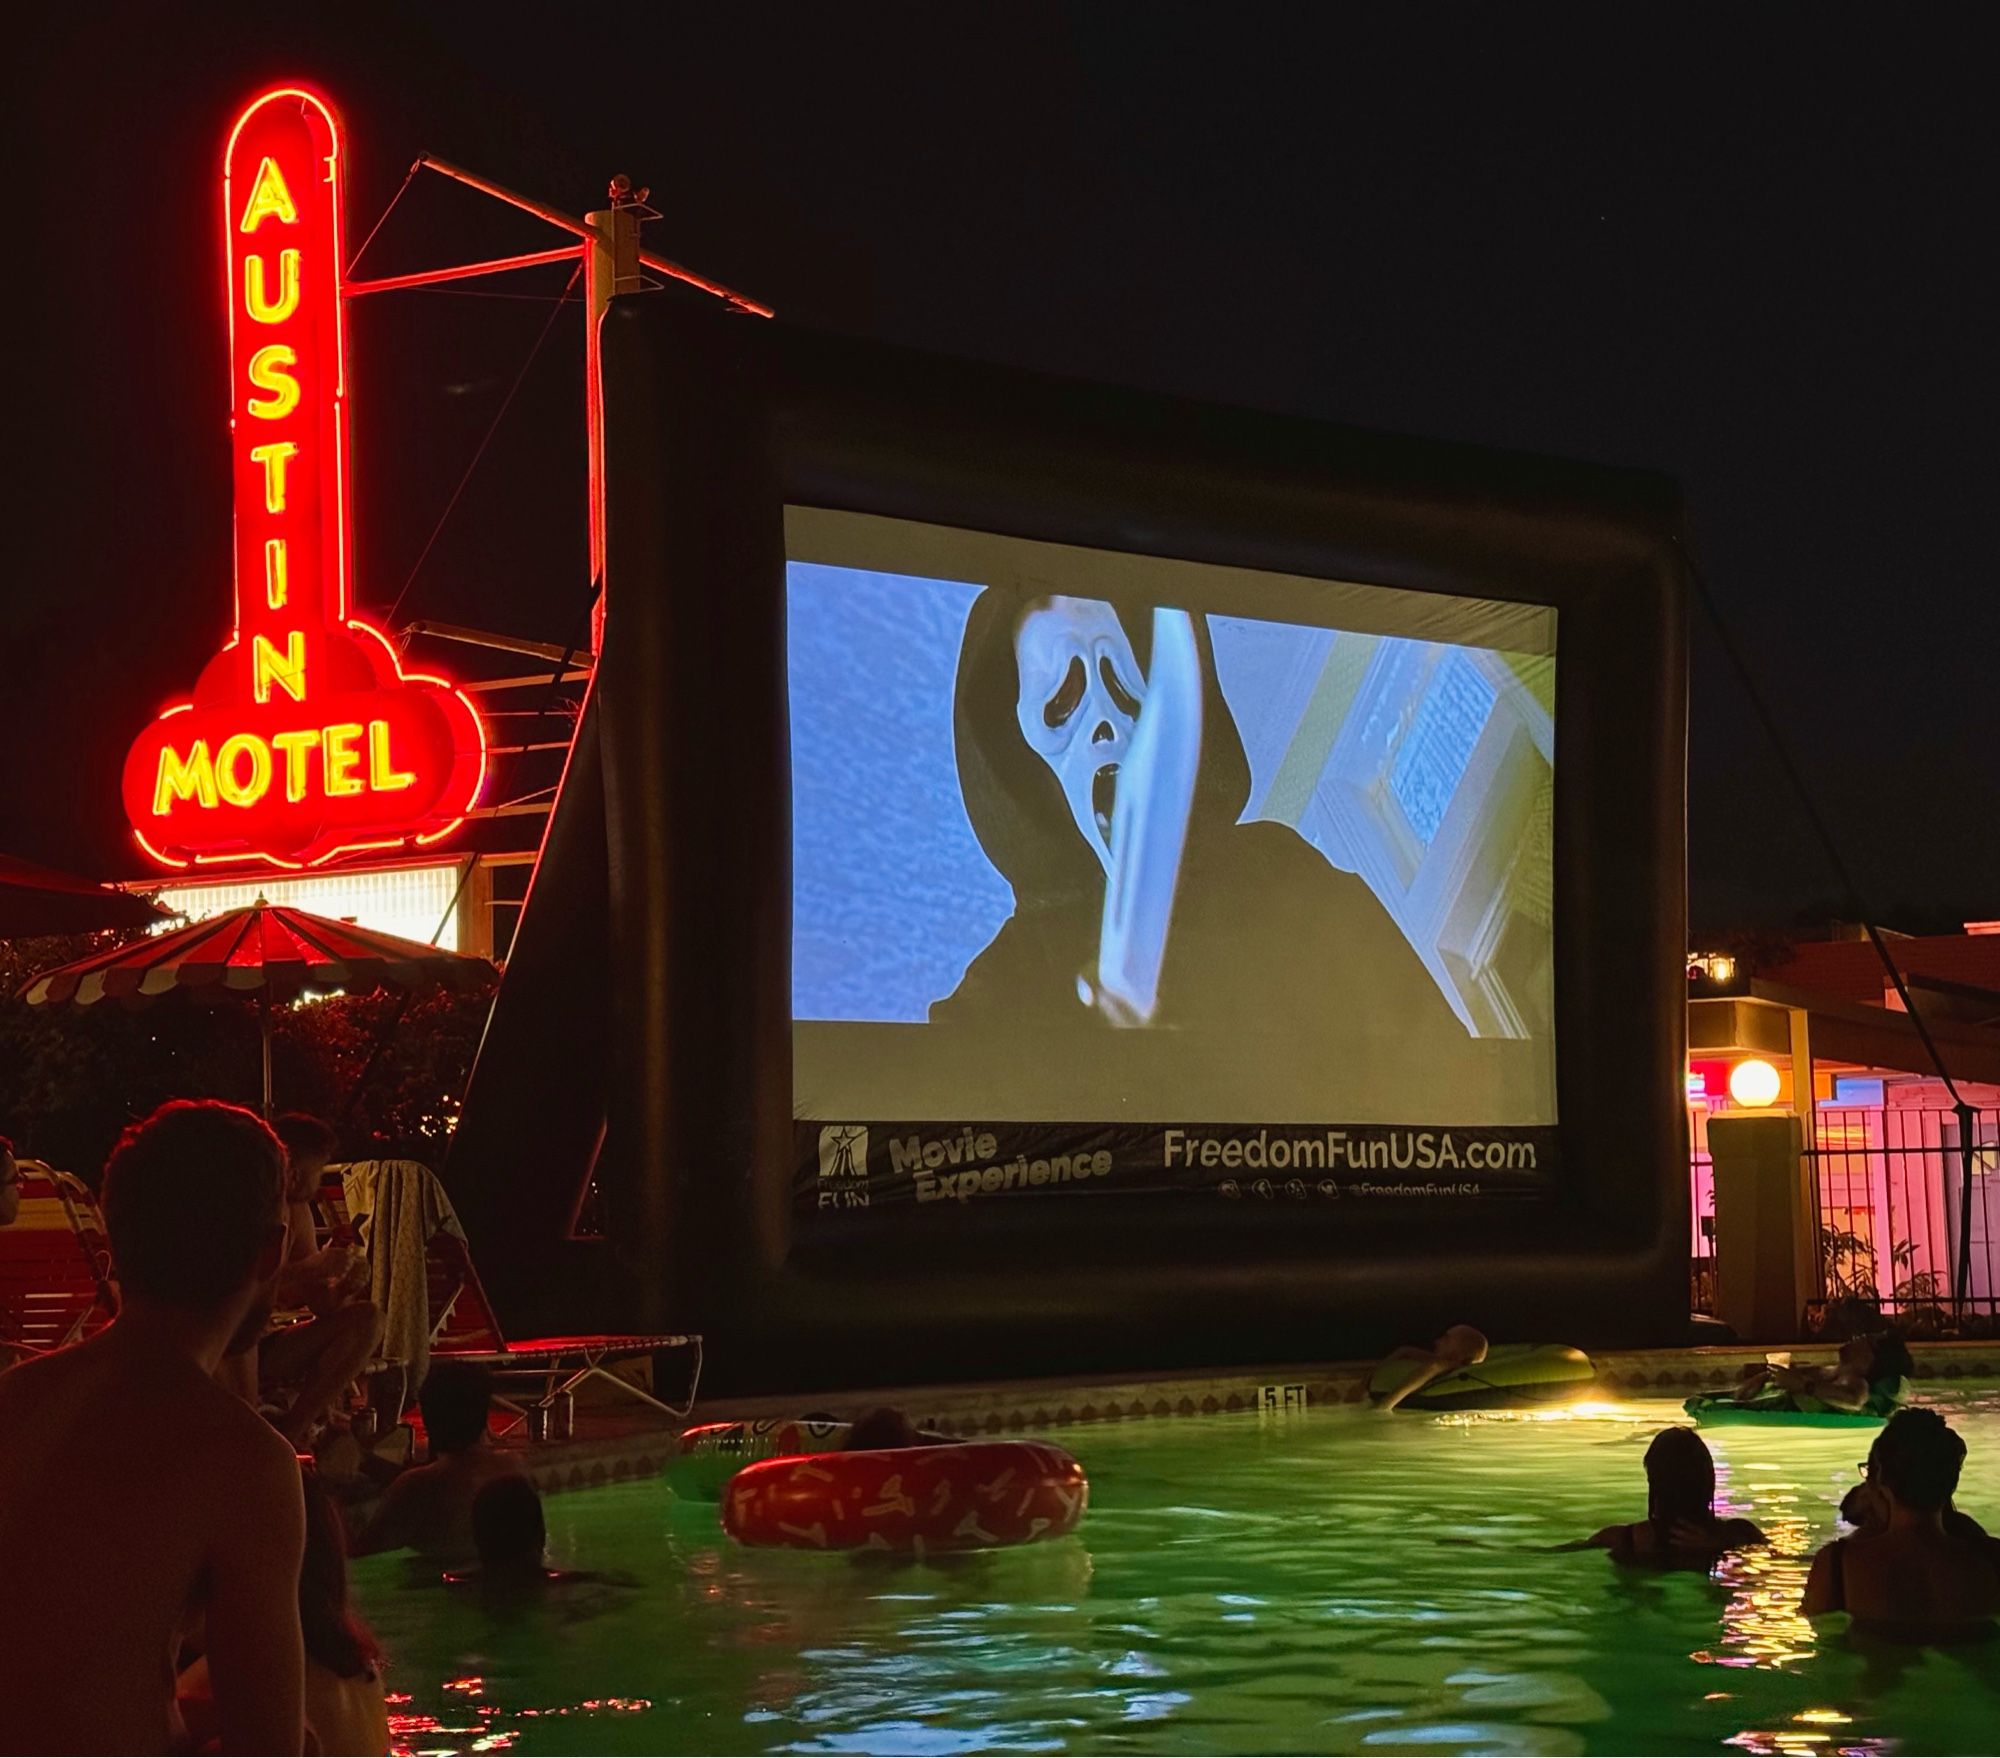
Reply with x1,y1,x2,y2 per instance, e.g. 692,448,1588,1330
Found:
0,1162,117,1358
319,1164,699,1434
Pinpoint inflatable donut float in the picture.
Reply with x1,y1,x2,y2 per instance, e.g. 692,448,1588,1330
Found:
668,1417,851,1500
1370,1343,1595,1411
722,1440,1088,1554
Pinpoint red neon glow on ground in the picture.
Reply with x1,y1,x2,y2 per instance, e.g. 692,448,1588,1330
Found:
122,85,485,870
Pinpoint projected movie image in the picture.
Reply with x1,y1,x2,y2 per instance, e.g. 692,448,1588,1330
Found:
790,510,1558,1212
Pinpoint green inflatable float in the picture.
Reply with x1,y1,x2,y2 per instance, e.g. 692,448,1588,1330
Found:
1368,1343,1596,1411
666,1415,851,1500
1683,1399,1885,1431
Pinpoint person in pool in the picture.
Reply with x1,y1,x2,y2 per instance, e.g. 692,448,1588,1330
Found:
445,1476,628,1599
1563,1427,1766,1565
352,1361,524,1559
1370,1325,1490,1412
842,1407,953,1451
1714,1332,1913,1417
1841,1436,1999,1561
1802,1408,2000,1639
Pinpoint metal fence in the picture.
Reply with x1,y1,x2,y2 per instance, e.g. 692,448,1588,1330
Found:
1688,1105,2000,1319
1806,1106,2000,1317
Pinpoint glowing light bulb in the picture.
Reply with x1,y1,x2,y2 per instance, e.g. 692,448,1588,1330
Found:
1729,1058,1782,1108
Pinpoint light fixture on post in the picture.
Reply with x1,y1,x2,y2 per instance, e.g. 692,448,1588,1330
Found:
1727,1057,1782,1109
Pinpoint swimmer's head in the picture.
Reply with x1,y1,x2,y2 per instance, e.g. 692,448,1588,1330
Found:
1435,1325,1488,1367
845,1407,924,1452
1872,1408,1964,1514
1852,1330,1912,1388
471,1475,547,1573
1643,1426,1717,1526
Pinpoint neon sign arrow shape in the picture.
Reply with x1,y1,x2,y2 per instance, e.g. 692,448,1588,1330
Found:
121,87,486,870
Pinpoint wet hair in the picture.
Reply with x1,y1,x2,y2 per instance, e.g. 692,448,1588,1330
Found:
471,1475,546,1570
299,1472,383,1680
1871,1407,1964,1513
418,1361,494,1455
1643,1427,1718,1526
1863,1331,1914,1392
845,1407,923,1452
100,1101,285,1308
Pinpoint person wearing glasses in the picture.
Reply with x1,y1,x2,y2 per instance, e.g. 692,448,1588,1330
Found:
1803,1408,2000,1639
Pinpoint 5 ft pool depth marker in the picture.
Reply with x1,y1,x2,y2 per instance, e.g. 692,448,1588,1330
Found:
121,86,486,869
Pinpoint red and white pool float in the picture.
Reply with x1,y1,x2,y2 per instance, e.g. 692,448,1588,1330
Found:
721,1440,1088,1554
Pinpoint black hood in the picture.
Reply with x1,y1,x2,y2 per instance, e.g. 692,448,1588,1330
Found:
950,590,1253,906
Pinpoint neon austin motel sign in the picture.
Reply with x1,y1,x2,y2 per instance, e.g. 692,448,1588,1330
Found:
121,88,486,869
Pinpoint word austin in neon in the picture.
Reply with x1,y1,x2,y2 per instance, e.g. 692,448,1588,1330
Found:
121,87,486,869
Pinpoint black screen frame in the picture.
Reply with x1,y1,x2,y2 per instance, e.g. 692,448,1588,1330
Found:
466,297,1689,1394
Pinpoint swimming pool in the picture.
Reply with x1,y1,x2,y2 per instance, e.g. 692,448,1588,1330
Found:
356,1383,2000,1755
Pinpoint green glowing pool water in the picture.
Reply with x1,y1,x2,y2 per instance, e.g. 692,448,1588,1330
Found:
356,1384,2000,1755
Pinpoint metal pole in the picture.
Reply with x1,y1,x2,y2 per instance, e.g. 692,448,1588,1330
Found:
417,156,771,315
343,245,583,298
260,988,274,1120
586,194,644,653
1954,1100,1977,1316
417,155,597,242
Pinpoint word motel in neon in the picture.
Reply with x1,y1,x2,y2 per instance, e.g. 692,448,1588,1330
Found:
121,87,486,869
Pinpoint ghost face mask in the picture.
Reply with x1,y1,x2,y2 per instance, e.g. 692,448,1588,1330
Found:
1014,596,1144,876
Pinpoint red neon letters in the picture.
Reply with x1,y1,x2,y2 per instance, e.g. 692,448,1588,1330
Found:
121,88,486,869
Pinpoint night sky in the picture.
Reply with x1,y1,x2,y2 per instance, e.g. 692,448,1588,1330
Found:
9,5,1992,933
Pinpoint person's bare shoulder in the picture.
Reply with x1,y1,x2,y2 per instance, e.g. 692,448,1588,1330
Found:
171,1365,300,1478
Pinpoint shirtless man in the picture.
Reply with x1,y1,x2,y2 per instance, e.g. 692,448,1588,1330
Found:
229,1113,384,1449
1803,1408,2000,1639
0,1100,306,1755
352,1360,521,1559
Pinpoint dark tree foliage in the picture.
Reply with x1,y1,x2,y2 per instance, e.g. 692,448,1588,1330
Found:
0,929,496,1182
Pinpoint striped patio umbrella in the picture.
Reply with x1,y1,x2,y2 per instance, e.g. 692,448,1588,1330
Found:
19,900,495,1115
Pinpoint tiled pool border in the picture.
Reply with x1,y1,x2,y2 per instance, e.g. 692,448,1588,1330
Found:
499,1339,2000,1500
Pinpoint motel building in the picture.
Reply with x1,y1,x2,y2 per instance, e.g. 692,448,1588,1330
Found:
1686,924,2000,1326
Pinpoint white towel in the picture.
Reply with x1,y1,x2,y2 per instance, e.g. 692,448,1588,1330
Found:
338,1159,465,1393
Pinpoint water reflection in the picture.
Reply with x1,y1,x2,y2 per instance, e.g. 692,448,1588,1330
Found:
353,1388,2000,1755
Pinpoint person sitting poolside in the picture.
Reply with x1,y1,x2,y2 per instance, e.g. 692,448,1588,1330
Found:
842,1406,953,1451
216,1113,386,1450
1710,1332,1913,1418
1370,1324,1489,1413
1802,1408,2000,1640
352,1361,524,1559
182,1471,391,1755
1562,1427,1765,1565
0,1100,306,1755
